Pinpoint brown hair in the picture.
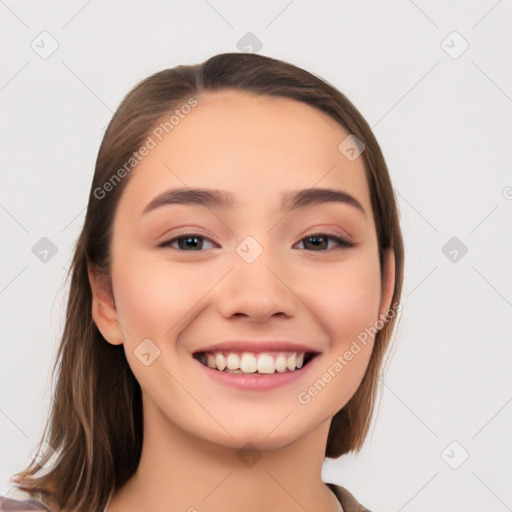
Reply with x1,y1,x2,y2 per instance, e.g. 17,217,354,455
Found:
10,52,404,512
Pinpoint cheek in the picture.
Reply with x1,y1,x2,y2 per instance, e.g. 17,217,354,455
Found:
111,250,211,339
306,251,382,341
299,255,381,414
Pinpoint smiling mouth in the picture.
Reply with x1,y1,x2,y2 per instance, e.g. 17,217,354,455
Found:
193,350,319,374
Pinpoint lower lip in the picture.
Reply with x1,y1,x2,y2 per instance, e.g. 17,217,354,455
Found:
194,356,319,391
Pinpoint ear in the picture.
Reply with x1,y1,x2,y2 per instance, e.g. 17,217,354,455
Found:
378,248,396,324
88,266,124,345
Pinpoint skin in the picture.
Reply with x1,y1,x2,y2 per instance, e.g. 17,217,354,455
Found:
89,89,395,512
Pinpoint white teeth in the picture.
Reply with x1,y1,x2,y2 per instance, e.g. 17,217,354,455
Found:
199,350,311,374
206,353,216,368
256,353,275,374
215,353,226,371
286,353,297,371
240,353,257,373
275,354,288,373
226,353,240,370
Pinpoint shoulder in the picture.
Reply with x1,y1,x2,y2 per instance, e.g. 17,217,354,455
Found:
0,491,52,512
326,482,374,512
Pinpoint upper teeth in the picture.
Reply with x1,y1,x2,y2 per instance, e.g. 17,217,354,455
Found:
200,351,306,374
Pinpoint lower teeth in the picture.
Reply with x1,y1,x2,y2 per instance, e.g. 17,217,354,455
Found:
219,367,299,374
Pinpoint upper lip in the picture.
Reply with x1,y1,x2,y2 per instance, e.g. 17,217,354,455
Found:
193,340,322,355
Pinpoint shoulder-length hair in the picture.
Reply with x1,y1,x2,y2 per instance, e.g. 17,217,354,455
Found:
10,52,404,512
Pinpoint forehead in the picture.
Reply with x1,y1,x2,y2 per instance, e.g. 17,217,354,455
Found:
115,89,371,217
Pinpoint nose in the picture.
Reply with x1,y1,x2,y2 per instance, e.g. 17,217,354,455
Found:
215,251,298,323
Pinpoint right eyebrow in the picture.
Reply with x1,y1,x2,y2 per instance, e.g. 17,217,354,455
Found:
141,188,233,216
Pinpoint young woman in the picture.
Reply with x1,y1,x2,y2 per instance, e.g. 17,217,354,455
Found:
1,52,404,512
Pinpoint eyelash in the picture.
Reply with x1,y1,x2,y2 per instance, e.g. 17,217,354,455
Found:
158,231,355,251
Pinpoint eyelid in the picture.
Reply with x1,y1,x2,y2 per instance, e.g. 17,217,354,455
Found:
157,231,218,249
293,231,355,250
156,226,215,243
301,227,353,241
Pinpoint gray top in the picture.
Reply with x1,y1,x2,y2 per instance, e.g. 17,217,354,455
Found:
1,483,373,512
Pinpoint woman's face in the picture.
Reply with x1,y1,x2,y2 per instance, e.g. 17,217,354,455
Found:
99,89,394,449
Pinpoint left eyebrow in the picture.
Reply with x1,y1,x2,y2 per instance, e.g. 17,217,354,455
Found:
282,188,366,218
141,187,366,218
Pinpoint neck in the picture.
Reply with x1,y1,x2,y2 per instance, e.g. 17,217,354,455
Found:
107,397,341,512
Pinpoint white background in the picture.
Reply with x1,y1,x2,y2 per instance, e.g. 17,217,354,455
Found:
1,1,511,510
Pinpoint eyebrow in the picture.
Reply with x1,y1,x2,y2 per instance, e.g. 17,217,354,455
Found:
141,187,366,218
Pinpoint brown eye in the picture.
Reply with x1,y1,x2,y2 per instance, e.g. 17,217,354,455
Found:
294,233,354,251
